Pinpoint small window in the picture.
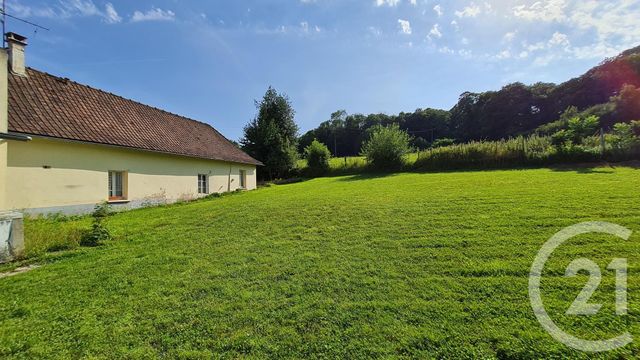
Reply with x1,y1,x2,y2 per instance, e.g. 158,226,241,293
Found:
239,170,247,189
198,174,209,194
108,171,125,200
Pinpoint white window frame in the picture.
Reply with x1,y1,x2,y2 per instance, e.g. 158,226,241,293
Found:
198,174,209,194
108,171,126,200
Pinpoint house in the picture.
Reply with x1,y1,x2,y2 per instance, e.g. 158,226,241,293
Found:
0,33,262,215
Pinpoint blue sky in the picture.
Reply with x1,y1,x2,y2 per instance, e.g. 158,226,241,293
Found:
6,0,640,140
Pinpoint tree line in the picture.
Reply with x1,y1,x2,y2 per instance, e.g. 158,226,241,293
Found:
299,46,640,155
240,45,640,179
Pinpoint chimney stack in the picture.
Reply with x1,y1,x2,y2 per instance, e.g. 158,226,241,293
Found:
5,33,27,76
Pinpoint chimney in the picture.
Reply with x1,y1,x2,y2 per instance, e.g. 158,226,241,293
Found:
5,32,27,76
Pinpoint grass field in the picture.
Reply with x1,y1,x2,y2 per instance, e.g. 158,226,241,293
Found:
1,166,640,358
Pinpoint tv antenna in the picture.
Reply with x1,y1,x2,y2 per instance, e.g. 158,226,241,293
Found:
1,0,50,47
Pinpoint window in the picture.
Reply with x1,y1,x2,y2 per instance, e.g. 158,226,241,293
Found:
108,171,125,200
239,170,247,189
198,174,209,194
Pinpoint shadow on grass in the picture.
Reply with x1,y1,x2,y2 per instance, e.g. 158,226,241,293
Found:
549,160,640,174
271,178,310,185
286,160,640,184
549,166,615,174
331,160,640,182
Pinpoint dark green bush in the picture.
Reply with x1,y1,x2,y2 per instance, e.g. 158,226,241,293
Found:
304,139,331,175
361,125,412,170
551,115,600,152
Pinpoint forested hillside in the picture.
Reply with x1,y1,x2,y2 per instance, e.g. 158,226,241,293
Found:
300,45,640,156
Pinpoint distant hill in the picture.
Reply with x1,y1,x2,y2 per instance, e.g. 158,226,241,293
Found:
300,46,640,156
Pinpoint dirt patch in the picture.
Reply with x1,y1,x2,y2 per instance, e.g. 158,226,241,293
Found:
0,265,40,279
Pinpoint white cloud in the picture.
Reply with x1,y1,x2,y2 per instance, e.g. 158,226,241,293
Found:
548,31,570,48
428,24,442,40
439,46,454,54
502,31,517,43
61,0,101,17
374,0,423,6
496,50,511,59
7,1,56,18
438,0,640,64
513,0,567,22
376,0,401,7
131,8,175,22
533,53,557,66
455,3,481,18
568,1,638,53
260,21,322,37
298,21,321,33
398,19,412,34
300,21,309,33
433,4,443,17
524,41,546,52
9,0,123,24
458,48,473,58
518,31,570,62
104,3,121,24
510,0,638,59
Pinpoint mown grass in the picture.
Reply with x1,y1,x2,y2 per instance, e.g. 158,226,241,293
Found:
1,167,639,358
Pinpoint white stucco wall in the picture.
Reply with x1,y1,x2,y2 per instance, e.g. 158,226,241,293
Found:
3,137,257,214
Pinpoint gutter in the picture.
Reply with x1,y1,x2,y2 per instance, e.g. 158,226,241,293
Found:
0,132,32,141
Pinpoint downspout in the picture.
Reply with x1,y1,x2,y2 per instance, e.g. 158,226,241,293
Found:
227,164,232,192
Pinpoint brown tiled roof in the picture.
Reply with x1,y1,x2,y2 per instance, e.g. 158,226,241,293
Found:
7,68,262,166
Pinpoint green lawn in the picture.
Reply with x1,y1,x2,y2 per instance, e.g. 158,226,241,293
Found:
1,167,640,358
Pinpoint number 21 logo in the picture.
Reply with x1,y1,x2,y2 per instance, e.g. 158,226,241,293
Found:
530,222,633,352
565,258,627,316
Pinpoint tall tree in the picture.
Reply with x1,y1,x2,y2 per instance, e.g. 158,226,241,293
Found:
241,87,299,179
